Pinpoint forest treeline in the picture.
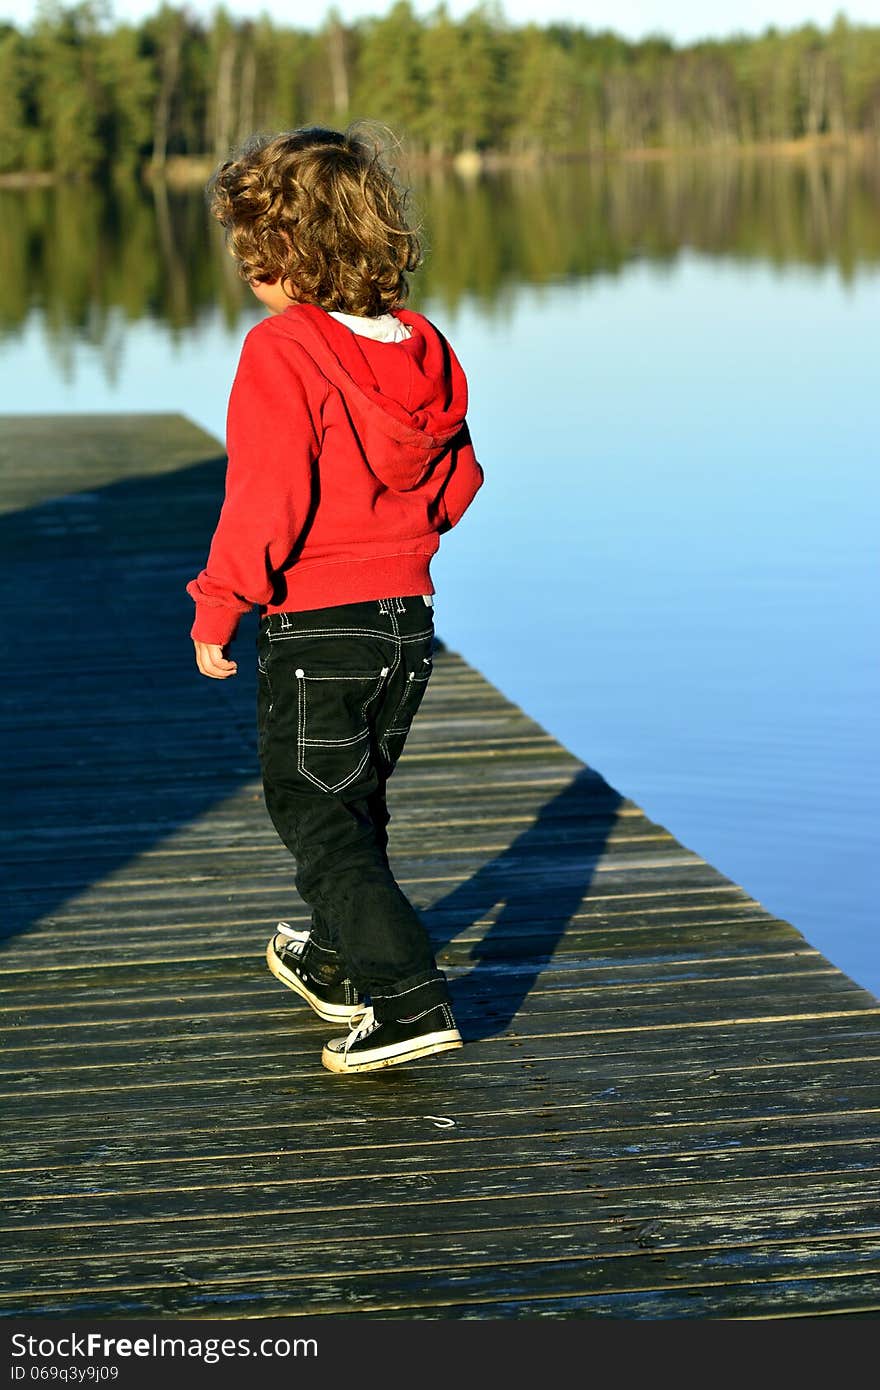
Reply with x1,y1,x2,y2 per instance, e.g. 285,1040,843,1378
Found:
1,1,879,178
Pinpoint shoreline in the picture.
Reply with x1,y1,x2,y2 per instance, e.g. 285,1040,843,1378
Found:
0,132,876,189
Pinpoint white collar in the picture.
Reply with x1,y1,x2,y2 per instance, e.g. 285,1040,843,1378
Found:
327,309,412,343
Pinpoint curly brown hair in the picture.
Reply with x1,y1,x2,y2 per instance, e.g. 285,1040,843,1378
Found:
206,125,421,317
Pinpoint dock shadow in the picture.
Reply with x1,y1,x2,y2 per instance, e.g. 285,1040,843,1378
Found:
0,452,262,946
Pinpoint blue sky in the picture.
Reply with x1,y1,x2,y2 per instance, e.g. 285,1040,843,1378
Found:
3,0,880,43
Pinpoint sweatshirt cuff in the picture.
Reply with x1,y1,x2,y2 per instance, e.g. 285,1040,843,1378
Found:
186,576,252,645
189,604,245,646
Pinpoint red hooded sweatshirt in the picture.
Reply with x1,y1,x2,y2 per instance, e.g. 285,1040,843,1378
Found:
186,301,484,645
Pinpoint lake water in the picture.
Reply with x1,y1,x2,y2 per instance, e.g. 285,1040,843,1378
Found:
2,155,878,997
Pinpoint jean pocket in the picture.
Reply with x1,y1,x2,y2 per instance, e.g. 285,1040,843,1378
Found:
295,665,388,793
380,654,433,765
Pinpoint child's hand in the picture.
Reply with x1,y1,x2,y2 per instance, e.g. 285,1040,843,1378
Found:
193,641,238,680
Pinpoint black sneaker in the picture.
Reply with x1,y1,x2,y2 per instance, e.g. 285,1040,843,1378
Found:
322,1003,463,1074
266,923,365,1025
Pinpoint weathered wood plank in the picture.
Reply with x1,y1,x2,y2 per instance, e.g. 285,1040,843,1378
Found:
0,963,842,1044
2,1171,877,1269
6,1139,880,1243
4,1110,880,1228
4,1089,880,1197
0,983,871,1079
4,1202,880,1305
4,1238,880,1319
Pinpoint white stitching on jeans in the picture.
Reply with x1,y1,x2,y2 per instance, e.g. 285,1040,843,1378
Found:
270,606,433,773
268,626,432,643
380,661,432,754
271,627,390,639
377,604,404,760
295,668,384,794
371,978,440,1000
303,730,369,748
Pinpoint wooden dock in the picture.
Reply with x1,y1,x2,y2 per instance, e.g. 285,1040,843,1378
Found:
2,413,880,1319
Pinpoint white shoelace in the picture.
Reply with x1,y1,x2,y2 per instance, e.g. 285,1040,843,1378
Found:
275,921,308,955
346,1005,378,1050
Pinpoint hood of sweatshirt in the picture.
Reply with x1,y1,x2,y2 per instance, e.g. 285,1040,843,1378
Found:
265,301,469,492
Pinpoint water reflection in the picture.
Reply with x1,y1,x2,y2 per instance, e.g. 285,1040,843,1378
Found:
2,151,879,358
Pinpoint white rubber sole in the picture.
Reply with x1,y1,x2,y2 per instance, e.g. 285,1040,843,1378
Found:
321,1028,464,1074
265,938,363,1024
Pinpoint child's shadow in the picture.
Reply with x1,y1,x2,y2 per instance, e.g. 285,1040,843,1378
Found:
421,768,624,1040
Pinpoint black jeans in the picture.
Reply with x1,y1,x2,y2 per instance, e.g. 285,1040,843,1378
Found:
256,594,450,1023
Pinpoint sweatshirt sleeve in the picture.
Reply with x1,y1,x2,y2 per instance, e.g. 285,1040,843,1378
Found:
438,423,484,533
185,326,324,645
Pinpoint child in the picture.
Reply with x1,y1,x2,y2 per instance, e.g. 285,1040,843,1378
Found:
186,126,484,1074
